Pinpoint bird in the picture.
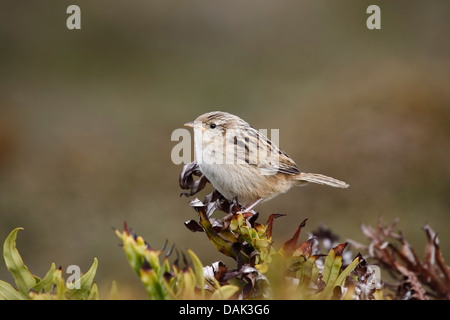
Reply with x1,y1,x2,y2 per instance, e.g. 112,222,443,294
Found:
184,111,349,211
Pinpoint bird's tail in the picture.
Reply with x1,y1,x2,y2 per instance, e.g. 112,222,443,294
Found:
296,172,349,188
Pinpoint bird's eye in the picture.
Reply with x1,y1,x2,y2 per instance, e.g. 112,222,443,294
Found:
209,123,217,129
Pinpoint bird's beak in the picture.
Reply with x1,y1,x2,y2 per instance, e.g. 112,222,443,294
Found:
184,121,207,131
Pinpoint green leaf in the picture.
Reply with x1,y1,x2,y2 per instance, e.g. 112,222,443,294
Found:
229,217,239,231
109,280,119,300
29,292,58,300
122,235,146,275
187,249,205,297
32,263,56,293
298,255,318,286
320,243,348,299
88,283,99,300
181,270,197,299
53,268,66,300
333,255,361,288
140,268,166,300
199,210,236,258
321,248,336,286
0,280,28,300
161,277,178,300
145,250,162,274
65,258,98,300
210,285,239,300
3,228,36,295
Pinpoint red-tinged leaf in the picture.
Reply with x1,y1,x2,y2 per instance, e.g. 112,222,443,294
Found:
332,242,348,256
241,212,253,220
293,237,315,258
265,214,286,238
243,211,259,227
282,218,308,255
123,221,130,234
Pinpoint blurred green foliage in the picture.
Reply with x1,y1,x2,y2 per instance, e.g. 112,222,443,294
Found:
0,1,449,298
0,228,99,300
115,224,239,300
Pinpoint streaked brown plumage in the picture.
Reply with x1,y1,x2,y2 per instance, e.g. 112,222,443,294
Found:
185,111,349,208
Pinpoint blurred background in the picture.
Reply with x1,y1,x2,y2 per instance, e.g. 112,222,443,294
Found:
0,1,449,299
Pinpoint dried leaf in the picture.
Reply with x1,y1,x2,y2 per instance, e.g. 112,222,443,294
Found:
184,220,204,232
397,232,421,267
423,224,436,270
356,219,450,300
434,236,450,287
179,162,209,197
232,242,244,270
213,261,228,283
396,264,428,300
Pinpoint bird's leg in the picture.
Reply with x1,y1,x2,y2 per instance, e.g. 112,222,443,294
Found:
240,198,264,213
224,197,263,221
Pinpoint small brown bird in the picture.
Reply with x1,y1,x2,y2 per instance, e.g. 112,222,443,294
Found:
185,111,349,211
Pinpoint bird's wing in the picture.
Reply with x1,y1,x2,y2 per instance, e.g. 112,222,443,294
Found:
256,148,300,175
226,128,300,175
